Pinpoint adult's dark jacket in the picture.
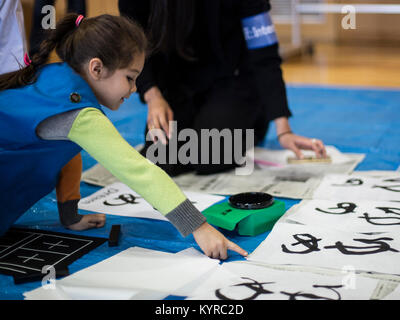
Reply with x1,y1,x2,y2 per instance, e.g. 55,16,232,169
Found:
119,0,292,123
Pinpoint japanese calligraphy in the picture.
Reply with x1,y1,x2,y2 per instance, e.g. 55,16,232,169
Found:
248,222,400,275
312,174,400,201
281,234,321,254
316,202,357,214
282,234,398,256
324,237,399,255
359,207,400,226
280,285,343,300
79,182,224,220
215,277,274,300
286,200,400,233
332,178,363,186
188,260,381,300
103,193,140,206
372,185,400,193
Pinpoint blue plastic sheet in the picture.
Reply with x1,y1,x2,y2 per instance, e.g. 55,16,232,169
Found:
1,85,399,299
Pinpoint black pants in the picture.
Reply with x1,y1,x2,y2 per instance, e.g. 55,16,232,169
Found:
141,75,269,176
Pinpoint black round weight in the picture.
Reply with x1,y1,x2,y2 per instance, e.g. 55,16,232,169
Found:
228,192,274,210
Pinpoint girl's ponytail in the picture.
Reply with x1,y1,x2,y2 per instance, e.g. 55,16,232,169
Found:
0,13,82,91
0,13,147,92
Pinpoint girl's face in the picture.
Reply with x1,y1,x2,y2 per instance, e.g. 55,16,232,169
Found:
85,53,145,110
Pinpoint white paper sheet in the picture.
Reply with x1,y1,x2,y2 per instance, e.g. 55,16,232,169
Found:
167,247,220,297
78,182,224,220
311,174,400,201
248,222,400,276
282,199,400,233
173,168,322,199
81,163,119,187
187,261,378,300
383,283,400,300
24,247,220,300
248,145,363,167
81,147,365,200
351,171,400,178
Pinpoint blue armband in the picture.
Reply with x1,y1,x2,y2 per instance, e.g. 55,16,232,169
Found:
241,12,278,49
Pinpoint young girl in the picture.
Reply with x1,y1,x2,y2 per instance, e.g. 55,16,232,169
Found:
0,13,247,260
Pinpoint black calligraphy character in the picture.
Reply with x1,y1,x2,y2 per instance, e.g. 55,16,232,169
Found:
359,207,400,226
332,178,363,187
383,178,400,183
372,185,400,192
324,237,399,255
376,207,400,214
316,202,357,215
215,277,274,300
103,194,140,206
281,284,343,300
281,234,321,254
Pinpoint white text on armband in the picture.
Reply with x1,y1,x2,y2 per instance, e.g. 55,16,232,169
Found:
241,12,278,49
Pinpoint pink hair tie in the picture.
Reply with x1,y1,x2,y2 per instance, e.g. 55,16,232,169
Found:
75,15,84,27
23,53,32,67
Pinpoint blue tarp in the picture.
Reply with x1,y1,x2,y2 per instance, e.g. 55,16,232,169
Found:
1,85,399,299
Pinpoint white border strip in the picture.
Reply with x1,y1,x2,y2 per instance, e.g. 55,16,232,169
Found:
297,4,400,14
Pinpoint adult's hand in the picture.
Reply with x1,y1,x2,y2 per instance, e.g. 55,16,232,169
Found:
274,116,327,159
144,86,174,145
279,132,327,159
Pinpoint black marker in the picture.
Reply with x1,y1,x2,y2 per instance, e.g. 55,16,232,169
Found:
108,224,121,247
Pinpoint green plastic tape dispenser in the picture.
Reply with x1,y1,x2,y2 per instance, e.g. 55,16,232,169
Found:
202,192,285,236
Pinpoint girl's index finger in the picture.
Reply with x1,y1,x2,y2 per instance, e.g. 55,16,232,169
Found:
227,241,248,257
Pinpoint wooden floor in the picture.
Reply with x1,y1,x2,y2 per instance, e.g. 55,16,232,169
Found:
281,43,400,89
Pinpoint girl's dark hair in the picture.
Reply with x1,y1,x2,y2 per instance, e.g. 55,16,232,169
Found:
148,0,196,61
0,13,147,91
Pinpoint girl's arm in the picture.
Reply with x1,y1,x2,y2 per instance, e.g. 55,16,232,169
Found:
67,107,205,237
55,152,106,231
55,152,83,226
67,107,247,258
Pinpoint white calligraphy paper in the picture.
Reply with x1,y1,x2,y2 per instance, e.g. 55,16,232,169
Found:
351,171,400,178
172,169,322,199
383,283,400,300
282,200,400,233
248,145,364,169
311,174,400,201
78,182,225,220
24,247,219,300
248,222,400,276
187,261,378,300
81,147,364,200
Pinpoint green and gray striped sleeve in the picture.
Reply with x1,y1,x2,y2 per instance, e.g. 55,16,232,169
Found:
67,107,206,236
